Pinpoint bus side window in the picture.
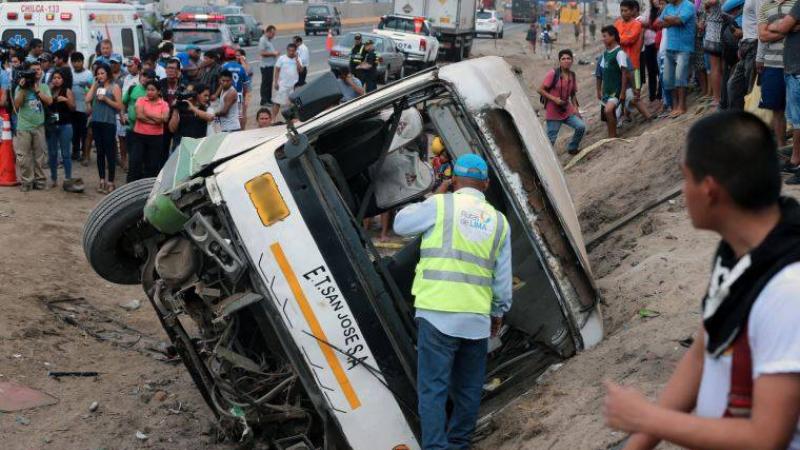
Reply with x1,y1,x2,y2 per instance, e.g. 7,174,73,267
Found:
121,28,134,57
136,25,146,54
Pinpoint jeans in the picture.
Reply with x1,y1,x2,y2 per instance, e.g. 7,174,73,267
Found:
659,52,673,109
727,40,757,110
786,74,800,128
46,124,73,181
417,318,487,450
260,66,274,105
663,50,691,90
546,115,586,151
91,121,117,182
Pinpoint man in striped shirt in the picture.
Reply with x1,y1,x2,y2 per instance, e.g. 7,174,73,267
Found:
757,0,796,151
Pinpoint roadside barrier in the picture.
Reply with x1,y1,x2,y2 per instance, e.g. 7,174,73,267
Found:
0,112,19,186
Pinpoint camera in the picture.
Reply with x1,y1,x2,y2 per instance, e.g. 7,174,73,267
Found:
175,90,194,111
13,69,37,88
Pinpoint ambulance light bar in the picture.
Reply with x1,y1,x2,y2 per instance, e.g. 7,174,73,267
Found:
177,13,225,22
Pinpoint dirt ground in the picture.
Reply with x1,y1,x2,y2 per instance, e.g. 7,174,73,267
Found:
471,25,800,450
0,26,794,450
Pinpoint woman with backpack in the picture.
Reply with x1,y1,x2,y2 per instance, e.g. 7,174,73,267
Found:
536,49,585,155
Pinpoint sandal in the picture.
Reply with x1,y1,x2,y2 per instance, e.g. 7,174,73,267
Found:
106,182,116,194
96,180,106,194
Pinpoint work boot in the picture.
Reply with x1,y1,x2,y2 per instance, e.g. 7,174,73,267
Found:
63,178,85,193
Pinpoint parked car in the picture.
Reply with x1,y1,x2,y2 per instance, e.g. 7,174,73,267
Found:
329,32,405,84
304,4,342,35
225,13,262,46
83,56,602,450
374,15,439,70
475,9,504,38
179,5,216,14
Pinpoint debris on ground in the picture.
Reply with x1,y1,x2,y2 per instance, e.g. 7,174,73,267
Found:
47,371,99,379
0,382,59,412
89,401,99,412
135,431,149,441
153,391,168,402
119,299,141,311
15,415,31,426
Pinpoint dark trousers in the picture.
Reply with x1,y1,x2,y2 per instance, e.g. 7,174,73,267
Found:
643,44,660,101
91,121,117,182
417,318,486,450
727,40,757,110
295,67,308,87
260,65,274,105
128,132,164,181
358,70,377,93
71,111,88,159
720,60,734,109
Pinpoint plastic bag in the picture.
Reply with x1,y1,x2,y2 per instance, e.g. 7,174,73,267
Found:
744,83,773,126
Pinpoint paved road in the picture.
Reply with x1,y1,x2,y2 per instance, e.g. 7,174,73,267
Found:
239,22,528,112
242,24,378,81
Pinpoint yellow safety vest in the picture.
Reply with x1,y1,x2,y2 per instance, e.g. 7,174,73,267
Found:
413,192,509,315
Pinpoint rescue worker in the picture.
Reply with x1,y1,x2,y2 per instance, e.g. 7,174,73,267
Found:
394,153,513,450
349,33,366,74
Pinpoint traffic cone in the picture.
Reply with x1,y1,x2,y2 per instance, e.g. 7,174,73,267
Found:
325,29,334,52
0,112,19,187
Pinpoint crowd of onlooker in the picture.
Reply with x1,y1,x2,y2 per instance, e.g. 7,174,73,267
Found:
0,26,292,194
0,21,387,195
538,0,799,179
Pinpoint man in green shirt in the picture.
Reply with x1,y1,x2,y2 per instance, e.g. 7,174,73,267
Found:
122,69,155,182
13,61,52,191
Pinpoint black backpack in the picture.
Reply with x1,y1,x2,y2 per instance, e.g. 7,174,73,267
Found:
539,68,561,106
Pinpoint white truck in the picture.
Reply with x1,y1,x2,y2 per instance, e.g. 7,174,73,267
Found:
373,14,440,70
391,0,477,61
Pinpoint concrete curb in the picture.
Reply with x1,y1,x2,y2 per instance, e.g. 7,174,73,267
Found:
274,16,380,32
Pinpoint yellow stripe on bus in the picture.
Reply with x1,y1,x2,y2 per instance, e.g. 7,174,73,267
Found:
270,242,362,410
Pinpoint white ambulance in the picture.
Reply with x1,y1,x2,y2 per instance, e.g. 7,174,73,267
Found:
0,0,146,58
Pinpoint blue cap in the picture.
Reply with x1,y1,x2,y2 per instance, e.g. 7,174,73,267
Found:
109,53,123,64
722,0,744,13
453,154,489,181
185,44,201,52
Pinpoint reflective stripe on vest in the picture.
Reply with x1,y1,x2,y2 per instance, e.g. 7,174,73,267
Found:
412,193,508,315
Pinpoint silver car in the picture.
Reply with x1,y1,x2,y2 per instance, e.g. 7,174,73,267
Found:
172,23,236,53
225,13,262,47
328,32,406,84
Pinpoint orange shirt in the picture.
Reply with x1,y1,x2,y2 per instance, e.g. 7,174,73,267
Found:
614,18,644,69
